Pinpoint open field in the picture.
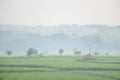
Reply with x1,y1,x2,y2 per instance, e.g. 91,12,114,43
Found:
0,56,120,80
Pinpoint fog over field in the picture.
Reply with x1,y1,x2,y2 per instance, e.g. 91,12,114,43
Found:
0,0,120,56
0,24,120,56
0,1,120,80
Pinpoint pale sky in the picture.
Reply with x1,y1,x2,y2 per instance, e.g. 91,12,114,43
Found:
0,0,120,26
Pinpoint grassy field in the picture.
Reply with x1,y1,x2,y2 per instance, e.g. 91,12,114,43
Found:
0,56,120,80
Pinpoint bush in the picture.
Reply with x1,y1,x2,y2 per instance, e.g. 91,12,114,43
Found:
6,50,12,56
27,48,38,57
74,50,81,55
59,48,64,55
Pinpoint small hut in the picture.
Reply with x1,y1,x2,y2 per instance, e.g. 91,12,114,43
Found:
80,45,96,62
80,53,96,62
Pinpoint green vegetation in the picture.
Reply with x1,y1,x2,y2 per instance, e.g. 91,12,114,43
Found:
59,48,64,55
0,56,120,80
93,52,99,56
74,50,81,55
26,48,38,57
6,50,12,56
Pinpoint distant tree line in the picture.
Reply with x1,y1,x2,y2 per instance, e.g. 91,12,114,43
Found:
5,48,109,56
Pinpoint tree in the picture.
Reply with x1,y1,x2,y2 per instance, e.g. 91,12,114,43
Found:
6,50,12,56
39,52,44,56
106,52,108,56
74,50,81,55
94,52,99,56
59,48,64,55
33,49,38,56
27,48,38,57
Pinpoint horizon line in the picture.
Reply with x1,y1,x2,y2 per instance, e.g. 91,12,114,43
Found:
0,23,120,27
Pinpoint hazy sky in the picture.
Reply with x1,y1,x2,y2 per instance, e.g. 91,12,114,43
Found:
0,0,120,26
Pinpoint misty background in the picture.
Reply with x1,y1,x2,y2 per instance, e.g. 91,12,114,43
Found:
0,24,120,56
0,0,120,56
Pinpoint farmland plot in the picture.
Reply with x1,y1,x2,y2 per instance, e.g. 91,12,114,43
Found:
0,56,120,80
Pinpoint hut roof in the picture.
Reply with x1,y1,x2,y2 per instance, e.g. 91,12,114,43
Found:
81,54,96,62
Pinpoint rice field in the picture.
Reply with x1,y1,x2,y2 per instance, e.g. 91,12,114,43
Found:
0,56,120,80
